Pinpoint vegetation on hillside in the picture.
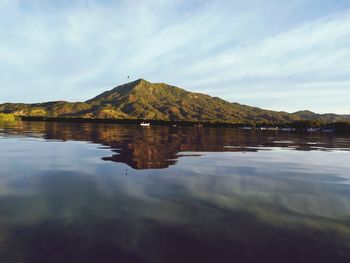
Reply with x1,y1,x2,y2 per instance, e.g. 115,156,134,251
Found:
1,79,349,125
0,113,16,122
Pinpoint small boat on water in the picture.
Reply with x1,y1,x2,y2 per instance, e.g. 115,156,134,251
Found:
280,128,293,131
322,129,335,133
307,128,319,132
140,122,150,127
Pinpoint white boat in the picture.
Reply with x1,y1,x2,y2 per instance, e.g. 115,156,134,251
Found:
307,128,319,132
322,129,335,133
140,122,150,127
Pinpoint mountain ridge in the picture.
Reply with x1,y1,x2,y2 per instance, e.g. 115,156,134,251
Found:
1,79,349,124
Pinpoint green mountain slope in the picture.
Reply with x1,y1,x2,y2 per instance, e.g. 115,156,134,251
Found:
85,79,298,123
0,79,349,124
291,110,350,122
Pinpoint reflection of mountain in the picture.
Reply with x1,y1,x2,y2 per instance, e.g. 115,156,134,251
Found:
2,121,350,169
1,121,350,262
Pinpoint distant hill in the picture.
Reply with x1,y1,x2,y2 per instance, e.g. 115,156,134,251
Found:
291,110,350,123
0,79,349,124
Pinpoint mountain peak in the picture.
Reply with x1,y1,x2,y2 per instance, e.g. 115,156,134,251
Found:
127,78,149,86
131,78,152,88
135,78,149,83
110,78,152,93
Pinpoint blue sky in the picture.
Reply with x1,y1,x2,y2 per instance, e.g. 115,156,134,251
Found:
1,0,350,114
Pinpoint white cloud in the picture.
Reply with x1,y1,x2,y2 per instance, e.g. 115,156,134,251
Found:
174,11,350,113
0,1,349,113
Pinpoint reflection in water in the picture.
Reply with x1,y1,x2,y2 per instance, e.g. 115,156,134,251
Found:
1,121,350,169
0,121,350,263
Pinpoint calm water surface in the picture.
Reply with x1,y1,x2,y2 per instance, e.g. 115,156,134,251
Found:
0,121,350,263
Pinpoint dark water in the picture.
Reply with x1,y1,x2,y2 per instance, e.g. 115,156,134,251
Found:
0,121,350,263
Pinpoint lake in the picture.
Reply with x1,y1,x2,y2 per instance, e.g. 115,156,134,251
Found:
0,121,350,263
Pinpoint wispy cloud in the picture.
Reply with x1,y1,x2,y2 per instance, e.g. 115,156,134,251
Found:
0,0,349,113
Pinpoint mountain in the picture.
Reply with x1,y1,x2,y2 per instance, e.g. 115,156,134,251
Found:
291,110,350,122
0,79,349,124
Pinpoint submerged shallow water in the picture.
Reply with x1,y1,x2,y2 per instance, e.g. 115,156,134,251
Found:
0,121,350,263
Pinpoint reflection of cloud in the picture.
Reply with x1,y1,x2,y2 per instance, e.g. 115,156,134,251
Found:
1,149,350,262
1,122,350,261
1,128,350,222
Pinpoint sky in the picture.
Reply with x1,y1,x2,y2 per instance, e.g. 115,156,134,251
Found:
0,0,350,114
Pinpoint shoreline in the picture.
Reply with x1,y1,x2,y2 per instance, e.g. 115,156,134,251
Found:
18,116,350,133
20,116,243,128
